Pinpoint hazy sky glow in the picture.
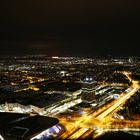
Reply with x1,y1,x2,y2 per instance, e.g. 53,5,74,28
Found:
0,0,140,57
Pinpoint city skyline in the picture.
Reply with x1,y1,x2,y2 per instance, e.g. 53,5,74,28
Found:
1,1,140,139
1,55,140,139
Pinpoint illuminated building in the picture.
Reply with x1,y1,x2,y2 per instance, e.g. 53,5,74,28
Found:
1,92,81,115
81,76,96,103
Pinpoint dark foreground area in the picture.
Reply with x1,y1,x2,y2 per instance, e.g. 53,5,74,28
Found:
95,131,140,140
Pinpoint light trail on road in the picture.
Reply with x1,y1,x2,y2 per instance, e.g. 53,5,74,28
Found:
58,71,140,139
96,87,138,120
68,128,89,139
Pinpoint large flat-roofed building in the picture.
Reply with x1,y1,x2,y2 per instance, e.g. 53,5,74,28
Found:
0,112,64,140
81,77,97,103
0,92,81,115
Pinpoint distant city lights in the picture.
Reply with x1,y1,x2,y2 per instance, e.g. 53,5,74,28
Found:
52,56,59,59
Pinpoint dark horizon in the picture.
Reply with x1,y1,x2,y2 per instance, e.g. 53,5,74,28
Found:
0,0,140,57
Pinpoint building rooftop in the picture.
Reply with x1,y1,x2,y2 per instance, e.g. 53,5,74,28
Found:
16,93,70,108
0,112,59,140
3,93,70,108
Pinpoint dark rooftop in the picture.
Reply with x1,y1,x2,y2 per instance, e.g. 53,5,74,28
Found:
2,93,70,108
16,93,69,108
0,112,59,140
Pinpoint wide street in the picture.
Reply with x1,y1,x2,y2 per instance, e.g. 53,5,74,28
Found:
57,71,140,139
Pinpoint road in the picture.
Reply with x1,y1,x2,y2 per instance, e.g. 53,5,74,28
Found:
57,71,140,139
96,87,138,120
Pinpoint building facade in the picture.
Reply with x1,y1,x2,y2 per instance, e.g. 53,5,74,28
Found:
81,77,96,103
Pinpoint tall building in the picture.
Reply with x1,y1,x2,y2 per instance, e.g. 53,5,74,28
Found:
81,76,96,103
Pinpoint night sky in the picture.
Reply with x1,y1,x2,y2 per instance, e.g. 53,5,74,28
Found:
0,0,140,57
